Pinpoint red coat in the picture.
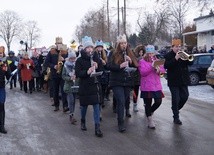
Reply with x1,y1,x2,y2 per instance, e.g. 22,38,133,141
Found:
18,58,34,81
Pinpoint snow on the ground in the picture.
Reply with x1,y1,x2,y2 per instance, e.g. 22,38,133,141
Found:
161,78,214,104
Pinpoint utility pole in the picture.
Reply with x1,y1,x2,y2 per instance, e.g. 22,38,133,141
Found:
102,6,105,40
117,0,120,36
107,0,110,41
121,7,124,33
124,0,126,35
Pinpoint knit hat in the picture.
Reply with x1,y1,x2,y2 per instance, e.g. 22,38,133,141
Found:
67,51,76,59
95,40,104,48
117,34,127,43
82,36,94,49
145,45,155,53
49,45,56,50
8,51,15,55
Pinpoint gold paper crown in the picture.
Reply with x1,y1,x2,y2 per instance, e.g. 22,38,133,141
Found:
117,34,127,43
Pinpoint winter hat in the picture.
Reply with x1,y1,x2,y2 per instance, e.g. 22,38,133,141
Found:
23,51,29,55
8,51,15,55
67,51,76,59
117,34,127,43
145,45,155,53
82,36,94,49
95,40,104,48
49,45,56,50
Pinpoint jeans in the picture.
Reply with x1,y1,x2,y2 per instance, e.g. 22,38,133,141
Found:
112,86,131,121
81,104,100,124
169,86,189,119
67,92,75,114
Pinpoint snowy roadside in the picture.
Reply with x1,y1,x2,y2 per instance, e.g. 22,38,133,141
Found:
161,78,214,105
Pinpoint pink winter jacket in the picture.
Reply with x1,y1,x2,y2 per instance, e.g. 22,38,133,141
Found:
138,59,165,91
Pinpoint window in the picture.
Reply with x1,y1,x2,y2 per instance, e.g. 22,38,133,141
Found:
198,56,212,65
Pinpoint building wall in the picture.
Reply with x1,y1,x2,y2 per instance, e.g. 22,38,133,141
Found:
196,17,214,31
198,32,214,51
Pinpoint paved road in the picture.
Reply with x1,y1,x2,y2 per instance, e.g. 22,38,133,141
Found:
0,86,214,155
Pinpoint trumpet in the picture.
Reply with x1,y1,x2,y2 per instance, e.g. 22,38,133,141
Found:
177,51,194,61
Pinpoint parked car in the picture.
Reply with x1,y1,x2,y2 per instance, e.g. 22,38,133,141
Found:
206,59,214,89
188,53,214,85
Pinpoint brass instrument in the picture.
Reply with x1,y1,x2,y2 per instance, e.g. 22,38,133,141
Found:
56,51,63,74
44,67,51,81
152,58,166,78
178,51,194,61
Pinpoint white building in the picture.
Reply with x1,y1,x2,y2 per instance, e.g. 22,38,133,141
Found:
183,11,214,51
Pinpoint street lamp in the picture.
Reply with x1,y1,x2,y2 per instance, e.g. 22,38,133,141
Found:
20,40,28,52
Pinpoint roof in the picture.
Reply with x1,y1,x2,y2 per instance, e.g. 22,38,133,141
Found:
182,28,214,36
194,13,214,21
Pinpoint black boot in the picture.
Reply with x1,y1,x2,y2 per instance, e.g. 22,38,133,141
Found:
118,120,126,133
173,113,182,125
0,111,7,134
173,118,182,125
95,124,103,137
54,106,59,111
10,83,13,89
81,119,87,131
63,107,69,113
126,109,131,118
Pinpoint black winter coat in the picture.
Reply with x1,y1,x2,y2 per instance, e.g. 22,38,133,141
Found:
75,50,102,106
164,50,193,87
107,51,134,87
45,50,67,79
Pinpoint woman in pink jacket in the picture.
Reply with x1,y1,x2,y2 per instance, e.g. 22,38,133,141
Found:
138,45,165,129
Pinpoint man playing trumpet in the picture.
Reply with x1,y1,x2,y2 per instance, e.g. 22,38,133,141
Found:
164,44,193,125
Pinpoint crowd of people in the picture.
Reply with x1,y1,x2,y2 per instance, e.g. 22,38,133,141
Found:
0,35,194,137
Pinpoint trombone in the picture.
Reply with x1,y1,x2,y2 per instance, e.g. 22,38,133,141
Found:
177,51,194,61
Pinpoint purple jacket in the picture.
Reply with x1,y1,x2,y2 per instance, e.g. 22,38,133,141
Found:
138,59,165,91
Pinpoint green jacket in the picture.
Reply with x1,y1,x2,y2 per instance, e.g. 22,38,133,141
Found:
62,66,75,93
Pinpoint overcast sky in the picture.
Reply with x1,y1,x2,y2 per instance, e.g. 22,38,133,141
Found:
0,0,212,52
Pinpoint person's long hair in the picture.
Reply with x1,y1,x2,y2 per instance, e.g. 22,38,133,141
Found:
112,43,138,67
95,48,107,63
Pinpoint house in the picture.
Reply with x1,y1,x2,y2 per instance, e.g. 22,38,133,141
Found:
183,10,214,52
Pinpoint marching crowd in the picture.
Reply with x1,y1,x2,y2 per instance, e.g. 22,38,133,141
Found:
0,34,193,137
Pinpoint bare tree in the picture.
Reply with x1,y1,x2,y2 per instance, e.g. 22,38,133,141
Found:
22,20,41,49
75,7,111,42
0,10,22,52
156,0,214,39
137,9,170,44
167,0,189,40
